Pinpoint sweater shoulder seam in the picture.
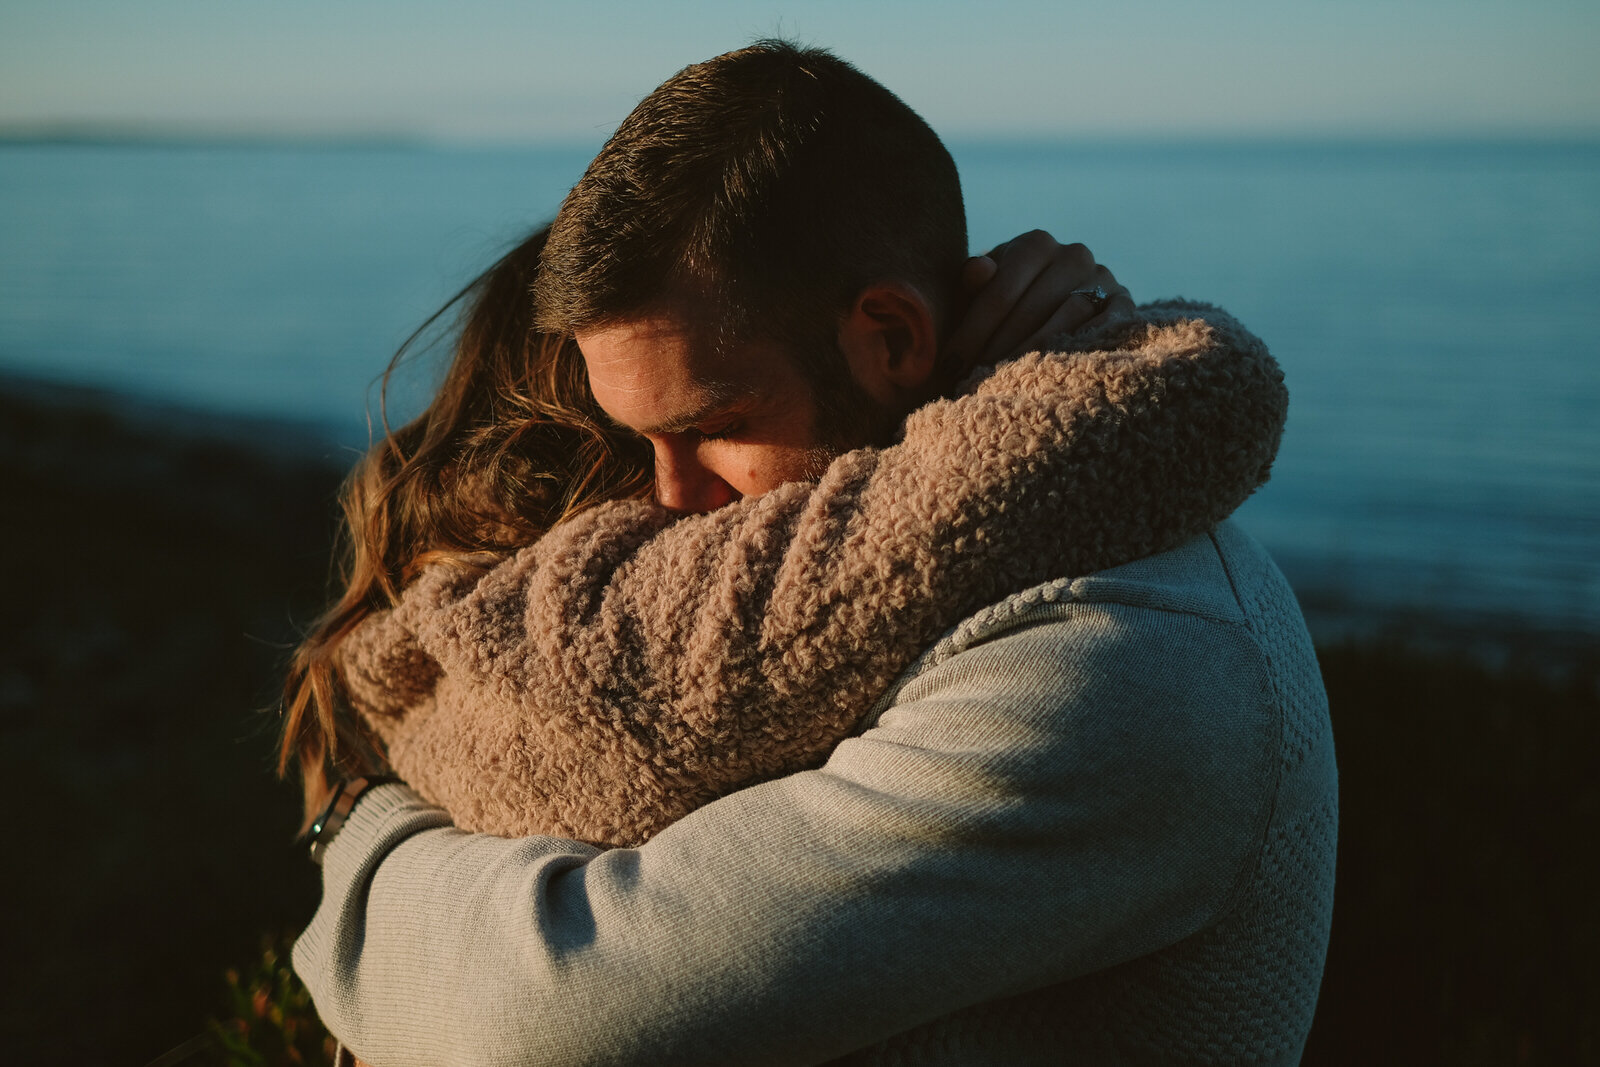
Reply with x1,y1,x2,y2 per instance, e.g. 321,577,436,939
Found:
1204,529,1290,921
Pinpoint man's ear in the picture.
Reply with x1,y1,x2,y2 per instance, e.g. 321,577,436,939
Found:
836,282,940,409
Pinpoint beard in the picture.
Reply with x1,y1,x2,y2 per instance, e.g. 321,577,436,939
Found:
799,337,904,477
802,390,900,480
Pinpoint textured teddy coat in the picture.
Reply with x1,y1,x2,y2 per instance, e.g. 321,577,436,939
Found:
339,302,1287,847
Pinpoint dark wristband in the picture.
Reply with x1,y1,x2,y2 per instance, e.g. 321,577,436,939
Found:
308,775,402,865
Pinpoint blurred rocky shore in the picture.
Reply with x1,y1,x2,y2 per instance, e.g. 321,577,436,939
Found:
0,376,342,1062
1,378,1593,1064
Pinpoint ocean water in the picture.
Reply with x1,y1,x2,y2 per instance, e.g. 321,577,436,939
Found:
1,139,1596,638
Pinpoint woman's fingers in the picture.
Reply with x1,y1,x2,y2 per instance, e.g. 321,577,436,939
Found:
961,253,999,292
1075,265,1136,333
940,256,998,376
975,243,1100,364
1007,274,1131,356
944,232,1061,370
943,232,1136,371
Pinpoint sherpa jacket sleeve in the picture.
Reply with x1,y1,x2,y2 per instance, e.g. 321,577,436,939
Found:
294,587,1278,1067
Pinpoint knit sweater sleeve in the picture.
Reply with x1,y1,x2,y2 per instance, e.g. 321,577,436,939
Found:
295,586,1280,1067
342,303,1287,846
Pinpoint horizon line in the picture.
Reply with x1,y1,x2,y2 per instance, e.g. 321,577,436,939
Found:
4,122,1600,152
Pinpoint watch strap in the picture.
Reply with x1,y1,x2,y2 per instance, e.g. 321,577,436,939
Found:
308,775,402,865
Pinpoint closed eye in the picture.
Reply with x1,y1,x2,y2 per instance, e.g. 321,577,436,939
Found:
695,420,744,442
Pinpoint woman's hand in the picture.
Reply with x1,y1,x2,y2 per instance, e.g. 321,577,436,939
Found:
943,230,1134,373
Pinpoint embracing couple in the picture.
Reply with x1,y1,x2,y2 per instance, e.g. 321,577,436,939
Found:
286,40,1337,1066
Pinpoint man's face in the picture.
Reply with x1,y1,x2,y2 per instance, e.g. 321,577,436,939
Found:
578,308,847,513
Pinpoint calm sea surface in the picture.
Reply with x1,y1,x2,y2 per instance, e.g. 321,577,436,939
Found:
2,140,1596,637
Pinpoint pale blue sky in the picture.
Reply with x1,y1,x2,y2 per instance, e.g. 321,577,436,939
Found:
3,0,1597,140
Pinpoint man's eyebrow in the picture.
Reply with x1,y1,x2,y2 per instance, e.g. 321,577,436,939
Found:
625,385,745,436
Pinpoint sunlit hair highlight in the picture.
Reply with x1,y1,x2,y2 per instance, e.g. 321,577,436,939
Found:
278,226,651,825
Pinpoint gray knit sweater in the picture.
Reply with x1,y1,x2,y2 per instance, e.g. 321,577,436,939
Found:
296,523,1337,1065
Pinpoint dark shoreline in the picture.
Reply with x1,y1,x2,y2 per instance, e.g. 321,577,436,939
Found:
2,380,1595,1063
2,378,342,1062
0,369,353,468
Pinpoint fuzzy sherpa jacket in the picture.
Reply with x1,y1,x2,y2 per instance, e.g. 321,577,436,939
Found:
339,302,1287,847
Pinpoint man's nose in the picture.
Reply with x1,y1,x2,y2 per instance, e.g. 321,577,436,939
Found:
653,445,737,514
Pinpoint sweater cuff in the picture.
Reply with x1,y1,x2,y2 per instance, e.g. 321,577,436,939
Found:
330,783,452,876
295,783,454,977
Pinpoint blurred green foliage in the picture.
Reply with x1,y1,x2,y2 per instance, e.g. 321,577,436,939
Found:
208,935,335,1066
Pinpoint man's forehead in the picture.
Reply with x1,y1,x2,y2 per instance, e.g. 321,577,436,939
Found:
576,306,731,366
576,314,756,433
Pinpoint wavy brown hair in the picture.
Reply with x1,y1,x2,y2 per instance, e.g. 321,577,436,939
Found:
278,225,652,824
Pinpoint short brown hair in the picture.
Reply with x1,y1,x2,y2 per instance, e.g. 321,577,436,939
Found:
535,40,967,362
